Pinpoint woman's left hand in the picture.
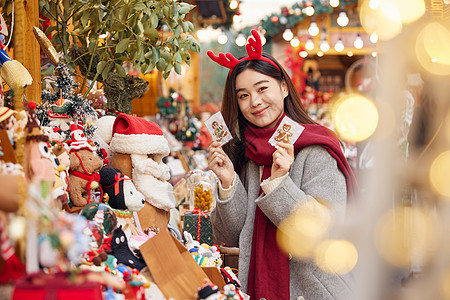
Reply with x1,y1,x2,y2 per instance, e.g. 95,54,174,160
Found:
271,142,294,179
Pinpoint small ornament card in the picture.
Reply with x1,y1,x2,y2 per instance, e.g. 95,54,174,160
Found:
268,115,304,147
204,111,233,145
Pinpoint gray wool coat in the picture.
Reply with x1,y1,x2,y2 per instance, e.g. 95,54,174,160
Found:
211,145,355,300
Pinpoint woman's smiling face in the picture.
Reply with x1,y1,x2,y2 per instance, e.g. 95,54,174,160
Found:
235,68,288,128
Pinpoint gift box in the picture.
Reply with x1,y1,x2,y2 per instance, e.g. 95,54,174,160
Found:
183,210,213,246
12,271,103,300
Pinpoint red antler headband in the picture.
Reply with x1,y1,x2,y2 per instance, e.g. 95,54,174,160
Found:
207,29,280,75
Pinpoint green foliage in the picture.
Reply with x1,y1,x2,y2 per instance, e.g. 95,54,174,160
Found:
38,0,200,80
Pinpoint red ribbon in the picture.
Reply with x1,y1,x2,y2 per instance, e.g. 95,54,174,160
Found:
69,170,103,202
191,208,209,243
104,173,132,196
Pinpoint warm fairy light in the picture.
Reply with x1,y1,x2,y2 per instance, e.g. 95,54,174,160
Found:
277,200,333,258
393,0,425,24
320,40,330,52
332,94,378,142
360,0,402,41
375,207,440,268
354,34,363,49
308,20,320,36
218,32,228,44
430,151,450,197
260,32,267,46
369,0,379,9
372,51,377,57
370,32,378,43
314,240,358,274
235,33,246,46
305,6,315,16
290,37,300,47
299,50,308,58
347,51,353,57
305,38,315,50
317,51,324,57
334,38,344,52
197,29,206,41
416,22,450,75
233,14,241,24
330,0,340,8
283,28,294,41
337,10,349,27
229,0,239,10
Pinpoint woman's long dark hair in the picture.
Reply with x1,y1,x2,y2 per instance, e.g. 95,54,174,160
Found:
221,53,317,175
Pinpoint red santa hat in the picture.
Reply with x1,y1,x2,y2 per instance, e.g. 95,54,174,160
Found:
67,123,97,152
110,114,169,155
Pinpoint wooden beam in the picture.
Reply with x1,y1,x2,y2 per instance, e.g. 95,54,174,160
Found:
14,0,40,106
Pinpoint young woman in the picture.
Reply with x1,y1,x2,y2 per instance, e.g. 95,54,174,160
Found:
207,30,357,300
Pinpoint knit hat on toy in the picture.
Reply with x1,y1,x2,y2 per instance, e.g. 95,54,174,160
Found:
66,123,96,152
109,113,169,155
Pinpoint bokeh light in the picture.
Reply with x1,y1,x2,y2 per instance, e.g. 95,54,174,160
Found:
360,0,402,41
430,151,450,197
332,94,379,142
277,200,333,258
314,240,358,274
416,22,450,76
392,0,425,24
375,207,440,268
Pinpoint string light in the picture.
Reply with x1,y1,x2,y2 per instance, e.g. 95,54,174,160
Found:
283,28,294,41
317,51,324,57
369,0,379,9
335,38,344,52
235,33,246,46
218,31,228,44
347,51,354,57
354,33,363,49
320,40,330,52
370,32,378,44
305,2,315,16
260,32,267,45
229,0,239,10
305,38,315,50
330,0,340,8
337,9,349,27
290,37,300,47
308,19,320,36
300,50,308,58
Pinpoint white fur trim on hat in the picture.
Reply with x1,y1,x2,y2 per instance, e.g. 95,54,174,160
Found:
110,133,170,155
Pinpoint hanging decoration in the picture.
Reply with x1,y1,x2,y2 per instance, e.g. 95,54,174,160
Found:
284,47,307,94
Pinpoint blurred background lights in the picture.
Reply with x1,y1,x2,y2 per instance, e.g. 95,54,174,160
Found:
354,34,363,49
332,94,379,142
290,37,300,47
393,0,425,24
218,32,228,44
308,20,320,36
229,0,239,9
320,40,330,52
283,28,294,41
334,38,344,52
347,51,353,57
314,240,358,274
277,200,333,258
369,0,379,9
416,22,450,75
360,0,402,41
300,50,308,58
430,151,450,197
330,0,340,8
305,5,315,16
370,32,378,43
235,33,246,46
317,51,324,57
305,38,315,50
337,10,349,27
196,29,206,41
375,207,440,268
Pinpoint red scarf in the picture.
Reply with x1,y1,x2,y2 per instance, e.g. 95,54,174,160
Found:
245,114,357,300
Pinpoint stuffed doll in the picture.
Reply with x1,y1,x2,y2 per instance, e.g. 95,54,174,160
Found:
66,123,104,208
99,167,145,238
111,226,146,271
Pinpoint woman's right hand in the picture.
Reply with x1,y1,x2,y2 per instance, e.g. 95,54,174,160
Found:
208,141,235,188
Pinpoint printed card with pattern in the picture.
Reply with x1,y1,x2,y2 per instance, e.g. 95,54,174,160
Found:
268,115,304,148
204,111,233,146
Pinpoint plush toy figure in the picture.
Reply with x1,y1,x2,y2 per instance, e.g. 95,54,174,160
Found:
111,226,146,271
197,282,221,300
99,167,145,238
106,114,175,231
67,123,103,208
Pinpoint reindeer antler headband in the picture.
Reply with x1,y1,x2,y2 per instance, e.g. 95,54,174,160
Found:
207,30,280,76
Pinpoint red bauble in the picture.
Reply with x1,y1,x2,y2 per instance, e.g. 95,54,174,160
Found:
270,16,279,23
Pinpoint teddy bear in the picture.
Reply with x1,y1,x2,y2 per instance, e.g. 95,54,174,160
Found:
66,123,104,208
99,167,145,238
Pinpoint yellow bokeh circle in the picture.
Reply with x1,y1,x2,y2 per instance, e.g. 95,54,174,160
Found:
392,0,425,24
314,239,358,274
332,94,379,142
416,22,450,76
430,151,450,197
359,0,402,41
374,207,440,268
